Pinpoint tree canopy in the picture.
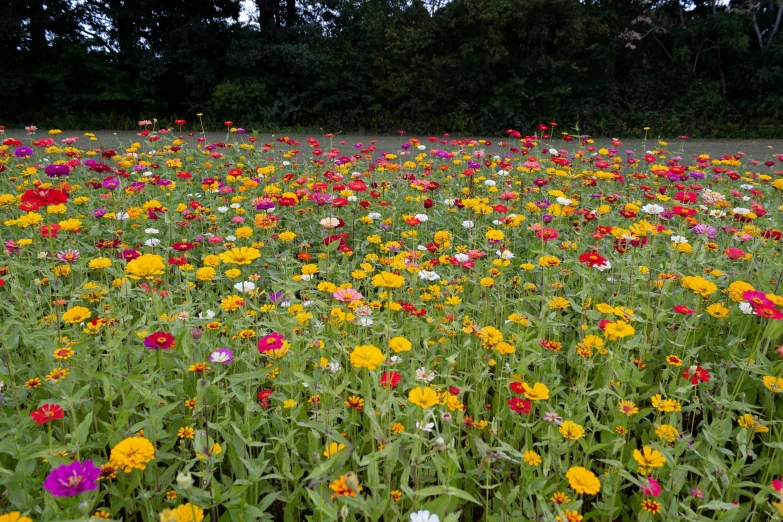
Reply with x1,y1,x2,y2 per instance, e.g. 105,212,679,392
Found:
2,0,782,137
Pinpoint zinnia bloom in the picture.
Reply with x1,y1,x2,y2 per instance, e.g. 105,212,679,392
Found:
62,306,91,324
565,466,601,495
371,271,405,288
218,247,261,265
349,344,385,370
30,403,64,425
143,331,176,350
0,513,33,522
110,437,155,472
43,460,100,497
633,446,666,475
125,254,165,280
408,387,439,408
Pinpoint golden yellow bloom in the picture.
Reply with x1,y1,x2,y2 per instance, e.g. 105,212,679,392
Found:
349,344,385,370
603,320,635,340
371,271,405,288
651,394,681,412
681,275,717,298
523,450,542,466
62,306,91,324
125,254,165,280
0,513,33,522
408,387,439,408
389,336,412,353
88,257,112,269
763,375,783,393
524,382,550,401
565,466,600,495
161,503,204,522
559,420,585,440
633,446,665,475
218,247,261,265
110,437,155,473
195,267,216,281
323,442,345,458
705,303,729,318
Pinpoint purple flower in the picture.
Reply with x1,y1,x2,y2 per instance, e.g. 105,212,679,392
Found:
14,146,34,158
45,164,70,178
542,214,553,224
43,460,100,497
93,208,106,218
542,411,563,425
102,179,120,190
209,348,234,365
692,224,717,239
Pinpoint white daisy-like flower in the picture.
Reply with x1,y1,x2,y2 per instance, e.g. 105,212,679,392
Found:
462,220,475,229
418,270,440,281
144,238,161,247
233,281,255,293
145,228,160,234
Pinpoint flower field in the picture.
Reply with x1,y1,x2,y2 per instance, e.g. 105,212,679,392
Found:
1,123,783,522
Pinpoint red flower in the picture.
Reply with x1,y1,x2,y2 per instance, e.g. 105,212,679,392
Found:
578,251,607,267
21,188,69,208
682,366,711,385
30,404,64,425
143,331,177,350
380,371,401,389
507,397,531,414
258,389,273,409
674,305,696,315
509,382,526,395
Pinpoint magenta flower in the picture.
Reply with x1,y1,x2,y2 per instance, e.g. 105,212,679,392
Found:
43,460,100,497
640,477,662,497
258,332,284,353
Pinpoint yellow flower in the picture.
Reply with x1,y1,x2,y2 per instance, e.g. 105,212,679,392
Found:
651,394,681,412
655,424,679,442
523,450,542,466
633,446,665,475
763,375,783,393
524,382,550,401
0,513,33,522
62,306,91,324
218,247,261,265
565,466,601,495
195,267,216,281
408,387,439,408
125,254,165,280
547,296,570,310
618,400,638,416
681,275,717,298
349,344,385,370
538,255,560,267
389,336,412,353
88,257,112,269
162,503,204,522
110,437,155,473
278,231,297,242
283,399,298,408
559,420,585,440
603,320,635,340
323,442,345,458
705,303,729,318
371,271,405,288
727,281,754,302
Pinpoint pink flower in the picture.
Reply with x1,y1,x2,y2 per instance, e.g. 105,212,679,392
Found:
772,478,783,493
258,332,285,353
724,247,745,260
333,288,363,303
640,477,662,497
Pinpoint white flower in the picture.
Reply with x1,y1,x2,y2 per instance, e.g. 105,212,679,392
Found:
230,203,241,209
416,367,435,383
670,235,688,244
410,510,439,522
198,309,216,319
462,220,475,229
454,253,469,262
443,199,455,207
496,249,514,259
732,207,751,215
320,217,341,229
740,184,755,190
709,209,726,218
225,235,237,241
556,197,573,206
389,355,401,364
497,169,509,176
739,302,753,314
484,180,496,187
282,161,290,166
549,148,559,155
217,206,229,213
347,195,357,202
741,196,750,201
594,261,612,271
144,238,161,247
233,281,256,293
415,422,435,433
328,362,340,373
414,213,428,222
114,212,129,220
418,270,440,281
301,274,314,281
145,228,160,234
359,317,374,327
368,212,382,220
417,145,426,150
641,204,664,215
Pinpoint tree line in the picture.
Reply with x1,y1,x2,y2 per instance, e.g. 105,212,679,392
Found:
1,0,782,137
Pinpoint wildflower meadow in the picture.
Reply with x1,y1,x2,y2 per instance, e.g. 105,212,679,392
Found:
1,122,783,522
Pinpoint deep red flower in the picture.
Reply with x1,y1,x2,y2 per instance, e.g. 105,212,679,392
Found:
380,371,401,389
509,382,526,395
30,404,64,425
682,366,711,385
143,331,176,350
579,251,607,267
258,389,273,409
674,305,696,315
507,397,531,414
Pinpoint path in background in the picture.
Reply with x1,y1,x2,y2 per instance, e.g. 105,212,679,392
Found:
3,130,782,164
